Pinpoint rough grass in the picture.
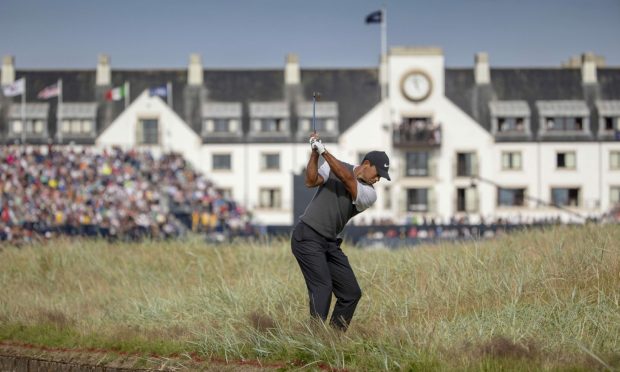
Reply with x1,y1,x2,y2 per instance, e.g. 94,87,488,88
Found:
0,225,619,370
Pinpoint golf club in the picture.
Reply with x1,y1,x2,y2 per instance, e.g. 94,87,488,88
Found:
312,92,321,134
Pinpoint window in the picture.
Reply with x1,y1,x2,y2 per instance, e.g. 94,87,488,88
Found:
303,118,336,132
260,118,284,132
82,120,92,133
498,188,526,207
498,117,525,132
546,117,584,131
34,120,44,133
603,117,615,131
212,154,232,170
61,120,71,133
71,120,81,133
456,152,477,177
138,119,159,145
261,153,280,171
61,119,92,134
213,119,230,132
259,188,282,209
611,151,620,170
406,188,428,212
611,186,620,205
456,188,466,212
557,152,576,170
551,188,580,207
11,120,46,135
456,187,478,212
12,120,22,133
406,151,429,176
501,151,522,170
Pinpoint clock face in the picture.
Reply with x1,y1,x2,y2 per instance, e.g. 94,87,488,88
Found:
401,71,432,102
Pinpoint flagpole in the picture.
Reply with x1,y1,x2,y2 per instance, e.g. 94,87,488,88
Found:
58,79,63,145
21,78,26,145
167,81,172,106
381,5,387,103
124,81,129,108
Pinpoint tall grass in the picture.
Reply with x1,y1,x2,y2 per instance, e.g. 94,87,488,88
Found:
1,225,619,370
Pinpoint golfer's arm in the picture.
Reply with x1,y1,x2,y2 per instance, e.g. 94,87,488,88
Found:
305,151,324,187
321,151,358,199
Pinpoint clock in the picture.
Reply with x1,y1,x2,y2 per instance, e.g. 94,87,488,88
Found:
400,70,433,102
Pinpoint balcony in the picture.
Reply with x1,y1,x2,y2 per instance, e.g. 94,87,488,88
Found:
393,121,441,148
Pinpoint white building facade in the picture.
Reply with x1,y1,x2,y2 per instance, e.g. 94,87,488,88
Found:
1,49,619,225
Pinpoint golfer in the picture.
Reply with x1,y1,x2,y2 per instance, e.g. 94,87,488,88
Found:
291,134,391,331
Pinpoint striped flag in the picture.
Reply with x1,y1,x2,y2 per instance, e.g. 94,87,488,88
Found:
104,85,125,101
37,83,60,99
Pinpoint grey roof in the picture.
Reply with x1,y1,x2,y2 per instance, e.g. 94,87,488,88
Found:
3,65,619,145
445,67,620,141
489,101,530,117
9,103,49,119
596,100,620,116
536,100,589,116
58,103,98,118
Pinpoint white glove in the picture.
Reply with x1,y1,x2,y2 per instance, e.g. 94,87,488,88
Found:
311,138,326,155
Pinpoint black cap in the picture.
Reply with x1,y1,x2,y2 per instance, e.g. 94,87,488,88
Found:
363,151,391,181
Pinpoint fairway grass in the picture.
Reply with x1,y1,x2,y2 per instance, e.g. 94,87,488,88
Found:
1,224,619,370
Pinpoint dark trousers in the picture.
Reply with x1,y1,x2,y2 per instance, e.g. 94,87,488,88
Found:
291,222,362,331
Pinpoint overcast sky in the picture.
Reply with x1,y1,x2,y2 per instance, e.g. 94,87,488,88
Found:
1,0,619,69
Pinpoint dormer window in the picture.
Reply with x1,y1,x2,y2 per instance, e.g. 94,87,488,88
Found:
249,102,289,137
260,118,284,132
8,103,49,139
489,101,531,136
498,117,526,132
58,103,97,137
595,101,620,138
545,117,583,131
536,100,590,137
296,101,339,137
202,102,242,137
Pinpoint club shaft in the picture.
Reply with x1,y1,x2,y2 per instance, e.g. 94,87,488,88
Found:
312,93,316,134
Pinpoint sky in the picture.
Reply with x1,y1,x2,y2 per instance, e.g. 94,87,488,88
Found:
1,0,619,69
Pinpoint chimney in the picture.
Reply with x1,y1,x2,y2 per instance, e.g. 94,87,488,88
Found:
1,55,15,85
474,52,490,85
581,52,597,84
96,54,111,86
285,53,300,85
188,53,203,86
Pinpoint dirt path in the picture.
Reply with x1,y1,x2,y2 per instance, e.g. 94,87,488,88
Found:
0,341,279,371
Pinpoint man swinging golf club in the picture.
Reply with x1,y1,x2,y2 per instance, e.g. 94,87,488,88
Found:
291,94,391,331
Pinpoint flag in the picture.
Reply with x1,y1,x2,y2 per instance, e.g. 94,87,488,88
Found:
149,85,168,97
2,78,25,97
365,10,382,24
37,83,60,99
104,86,125,101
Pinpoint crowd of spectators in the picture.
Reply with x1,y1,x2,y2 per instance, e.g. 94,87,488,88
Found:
0,145,248,245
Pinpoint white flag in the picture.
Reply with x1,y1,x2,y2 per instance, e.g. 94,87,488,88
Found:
2,77,25,97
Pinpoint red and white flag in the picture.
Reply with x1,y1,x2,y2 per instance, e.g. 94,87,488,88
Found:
37,83,60,99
